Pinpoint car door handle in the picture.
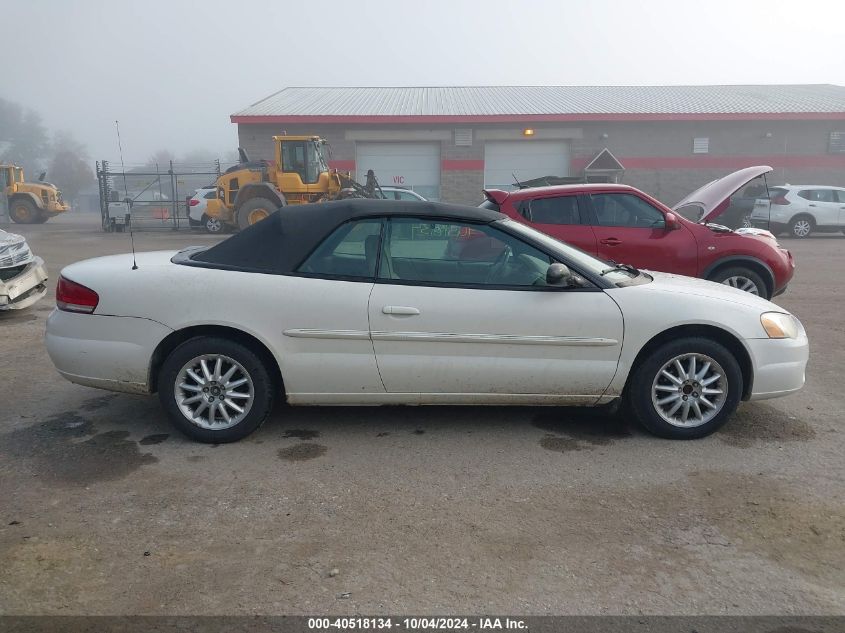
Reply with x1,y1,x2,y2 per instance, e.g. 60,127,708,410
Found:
808,204,816,207
600,238,622,246
382,306,420,315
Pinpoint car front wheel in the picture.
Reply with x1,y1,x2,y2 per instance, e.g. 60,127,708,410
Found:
709,266,768,298
628,337,743,439
158,337,275,443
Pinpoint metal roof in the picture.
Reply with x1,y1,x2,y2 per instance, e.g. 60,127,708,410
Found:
233,85,845,120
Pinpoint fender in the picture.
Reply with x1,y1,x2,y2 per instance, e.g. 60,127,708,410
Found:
10,192,43,209
233,183,285,210
702,255,775,293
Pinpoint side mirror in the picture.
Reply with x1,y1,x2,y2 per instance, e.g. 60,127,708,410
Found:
665,212,681,231
546,262,573,286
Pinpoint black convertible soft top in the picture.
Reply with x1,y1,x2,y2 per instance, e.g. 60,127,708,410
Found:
189,198,506,274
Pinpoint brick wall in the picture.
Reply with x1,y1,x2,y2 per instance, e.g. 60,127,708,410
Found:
237,120,845,206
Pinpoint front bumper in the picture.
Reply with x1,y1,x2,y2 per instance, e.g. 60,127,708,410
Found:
45,201,70,216
0,257,48,310
46,310,174,394
745,333,809,401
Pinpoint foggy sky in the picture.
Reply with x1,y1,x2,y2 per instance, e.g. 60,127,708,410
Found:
7,0,844,163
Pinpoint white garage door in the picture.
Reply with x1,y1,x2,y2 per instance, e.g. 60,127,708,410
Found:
356,143,440,201
484,141,570,190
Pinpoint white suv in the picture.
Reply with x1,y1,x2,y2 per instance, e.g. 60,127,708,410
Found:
187,186,224,233
750,185,845,238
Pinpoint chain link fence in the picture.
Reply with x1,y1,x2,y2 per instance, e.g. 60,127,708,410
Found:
96,160,232,232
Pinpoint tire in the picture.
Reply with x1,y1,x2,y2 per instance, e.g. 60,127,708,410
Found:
202,213,224,234
34,213,50,224
708,266,768,298
627,337,743,439
9,198,40,224
158,337,275,443
788,215,814,239
236,197,280,231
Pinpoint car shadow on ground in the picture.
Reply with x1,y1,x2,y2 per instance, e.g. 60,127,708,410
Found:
1,391,819,487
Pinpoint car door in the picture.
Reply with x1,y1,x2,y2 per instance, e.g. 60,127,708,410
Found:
284,218,385,402
798,189,839,227
509,194,599,255
368,217,623,402
836,189,845,226
587,192,698,276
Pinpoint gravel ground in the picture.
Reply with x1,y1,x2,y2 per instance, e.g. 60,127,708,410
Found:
0,214,843,615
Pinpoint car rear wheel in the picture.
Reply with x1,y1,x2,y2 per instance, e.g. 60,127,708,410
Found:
158,337,275,443
202,213,224,234
627,337,742,439
789,215,814,238
708,266,767,298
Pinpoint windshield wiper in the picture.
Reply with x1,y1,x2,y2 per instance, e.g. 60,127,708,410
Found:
600,262,640,276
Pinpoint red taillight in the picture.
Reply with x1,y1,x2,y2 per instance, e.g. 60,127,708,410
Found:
771,195,790,205
189,199,200,206
56,276,99,314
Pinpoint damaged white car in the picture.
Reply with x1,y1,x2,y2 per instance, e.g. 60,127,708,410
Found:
0,228,48,310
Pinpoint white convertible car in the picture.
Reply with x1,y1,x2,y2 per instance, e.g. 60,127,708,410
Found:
46,200,808,443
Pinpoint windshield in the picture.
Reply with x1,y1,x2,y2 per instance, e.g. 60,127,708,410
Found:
498,219,637,284
309,141,329,180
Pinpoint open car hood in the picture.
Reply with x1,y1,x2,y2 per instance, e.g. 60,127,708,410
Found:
672,165,773,222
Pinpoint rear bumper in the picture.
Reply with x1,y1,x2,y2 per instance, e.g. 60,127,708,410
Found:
45,310,173,394
745,334,809,401
0,257,48,310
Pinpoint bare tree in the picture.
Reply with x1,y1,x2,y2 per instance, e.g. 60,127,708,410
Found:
47,131,94,206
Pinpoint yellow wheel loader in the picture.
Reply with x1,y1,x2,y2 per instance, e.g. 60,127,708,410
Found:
206,136,382,230
1,164,70,224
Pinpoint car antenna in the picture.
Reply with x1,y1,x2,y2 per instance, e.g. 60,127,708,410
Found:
512,172,524,189
115,120,137,270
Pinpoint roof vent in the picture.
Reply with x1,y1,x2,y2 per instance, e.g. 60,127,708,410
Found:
454,129,473,146
693,137,710,154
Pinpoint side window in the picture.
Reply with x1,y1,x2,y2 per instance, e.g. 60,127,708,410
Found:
799,189,835,202
203,191,217,199
297,219,383,279
379,218,554,287
398,191,420,201
590,193,665,228
527,196,580,224
835,190,845,203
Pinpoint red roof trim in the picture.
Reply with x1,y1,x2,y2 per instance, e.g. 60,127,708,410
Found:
232,112,845,124
570,154,845,170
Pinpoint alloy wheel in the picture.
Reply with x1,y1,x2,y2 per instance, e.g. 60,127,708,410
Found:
174,354,254,430
792,219,812,237
720,276,760,295
205,217,223,233
651,353,728,428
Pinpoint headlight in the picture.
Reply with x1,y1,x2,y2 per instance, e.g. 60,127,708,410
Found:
761,312,799,339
